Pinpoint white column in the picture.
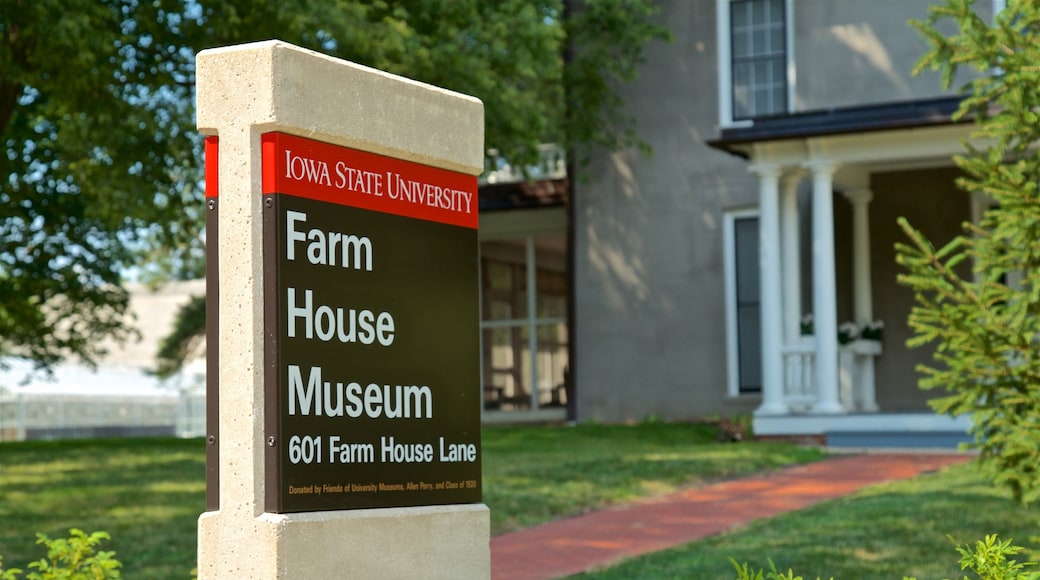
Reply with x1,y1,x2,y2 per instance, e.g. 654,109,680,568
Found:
844,187,880,412
845,188,874,325
780,172,804,344
806,161,845,414
752,164,787,415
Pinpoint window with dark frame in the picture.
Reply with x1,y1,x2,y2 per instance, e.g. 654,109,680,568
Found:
480,236,569,412
731,0,787,120
733,216,762,394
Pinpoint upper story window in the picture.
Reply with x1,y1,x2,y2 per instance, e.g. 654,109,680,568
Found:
717,0,791,126
731,0,787,120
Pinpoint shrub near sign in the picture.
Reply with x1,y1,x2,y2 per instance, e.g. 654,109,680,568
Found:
261,132,481,513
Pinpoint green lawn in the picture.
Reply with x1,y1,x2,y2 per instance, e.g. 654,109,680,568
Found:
572,461,1038,580
0,438,205,579
8,426,1024,580
0,423,821,578
3,426,1021,580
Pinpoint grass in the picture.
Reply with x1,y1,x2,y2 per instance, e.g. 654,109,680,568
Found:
0,437,205,579
483,422,824,534
571,461,1040,580
7,426,1027,580
0,422,822,578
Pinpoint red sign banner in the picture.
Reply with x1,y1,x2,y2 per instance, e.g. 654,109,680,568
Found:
261,132,478,229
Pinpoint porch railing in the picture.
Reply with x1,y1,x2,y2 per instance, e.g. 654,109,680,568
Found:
781,340,817,411
481,144,566,185
781,338,882,412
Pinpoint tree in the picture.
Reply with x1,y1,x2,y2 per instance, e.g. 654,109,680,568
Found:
0,0,669,373
897,0,1040,502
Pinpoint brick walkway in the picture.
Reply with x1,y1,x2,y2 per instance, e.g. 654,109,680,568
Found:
490,452,972,580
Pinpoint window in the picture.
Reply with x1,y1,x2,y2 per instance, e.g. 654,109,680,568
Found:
724,210,762,396
718,0,791,125
731,0,787,119
480,234,568,412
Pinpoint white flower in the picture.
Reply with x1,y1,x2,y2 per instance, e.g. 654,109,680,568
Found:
838,321,861,344
861,320,884,341
800,313,814,335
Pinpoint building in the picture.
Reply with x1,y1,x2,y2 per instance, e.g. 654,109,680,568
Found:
0,280,206,441
481,0,1003,445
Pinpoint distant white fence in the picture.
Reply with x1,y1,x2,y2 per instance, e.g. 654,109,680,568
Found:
0,362,206,442
0,389,206,442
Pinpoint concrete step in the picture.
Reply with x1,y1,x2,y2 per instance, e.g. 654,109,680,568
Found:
826,430,972,449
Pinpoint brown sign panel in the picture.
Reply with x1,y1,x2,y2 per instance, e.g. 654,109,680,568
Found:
261,132,481,513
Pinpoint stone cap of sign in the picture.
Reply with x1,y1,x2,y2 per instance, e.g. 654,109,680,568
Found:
196,40,484,177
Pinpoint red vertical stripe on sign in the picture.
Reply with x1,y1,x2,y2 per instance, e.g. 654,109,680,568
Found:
262,134,277,195
204,136,219,198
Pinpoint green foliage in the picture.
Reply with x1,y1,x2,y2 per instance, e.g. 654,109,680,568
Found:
730,557,832,580
731,534,1038,580
0,0,669,372
1,0,200,371
153,293,204,379
564,0,673,164
948,534,1040,580
0,529,121,580
897,0,1040,503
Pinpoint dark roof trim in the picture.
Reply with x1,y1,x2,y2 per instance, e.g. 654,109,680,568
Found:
707,95,968,158
478,178,569,212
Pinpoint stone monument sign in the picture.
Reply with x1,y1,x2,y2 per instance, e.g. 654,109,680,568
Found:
196,40,488,579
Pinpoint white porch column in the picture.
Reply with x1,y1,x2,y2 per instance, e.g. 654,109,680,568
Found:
846,188,874,325
806,160,844,414
844,186,880,412
752,164,787,415
780,172,804,344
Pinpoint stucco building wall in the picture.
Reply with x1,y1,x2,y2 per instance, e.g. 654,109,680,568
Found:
575,1,758,421
574,0,974,422
792,0,978,111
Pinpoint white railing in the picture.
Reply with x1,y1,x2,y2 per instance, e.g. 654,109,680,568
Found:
839,339,882,412
0,388,206,442
782,340,817,411
781,338,883,413
481,144,567,185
